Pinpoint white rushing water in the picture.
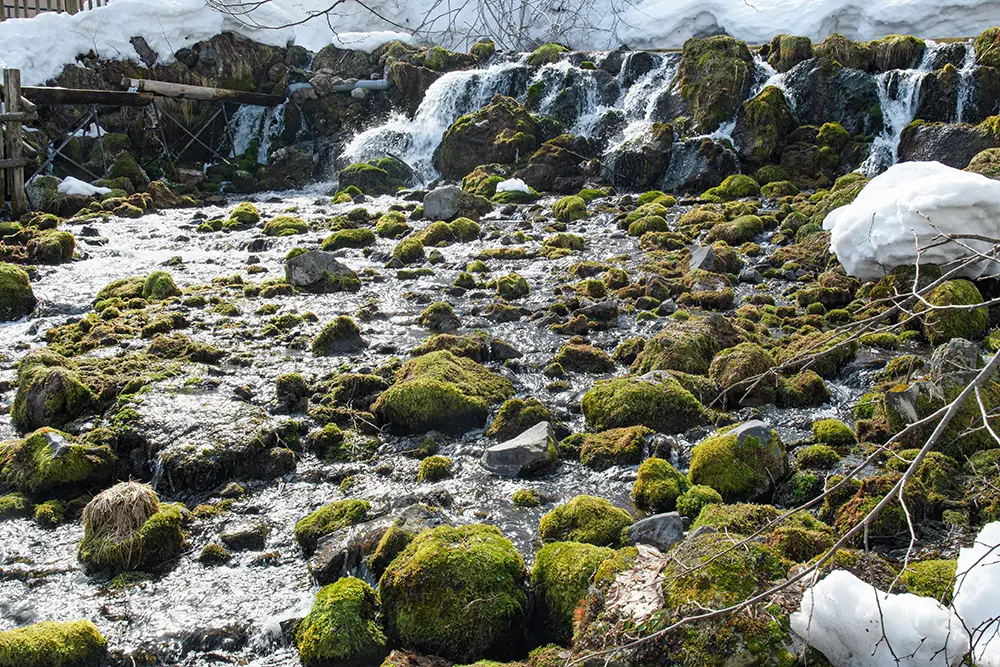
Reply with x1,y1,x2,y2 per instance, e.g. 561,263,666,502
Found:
956,40,978,123
230,103,287,164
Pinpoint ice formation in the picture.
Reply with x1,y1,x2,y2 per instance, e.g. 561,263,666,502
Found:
57,176,111,197
823,161,1000,280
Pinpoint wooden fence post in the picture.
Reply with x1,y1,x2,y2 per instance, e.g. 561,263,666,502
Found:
3,69,27,217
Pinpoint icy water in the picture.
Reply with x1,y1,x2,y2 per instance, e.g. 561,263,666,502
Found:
0,189,876,665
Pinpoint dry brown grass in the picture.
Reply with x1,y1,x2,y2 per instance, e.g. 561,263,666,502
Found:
82,481,160,541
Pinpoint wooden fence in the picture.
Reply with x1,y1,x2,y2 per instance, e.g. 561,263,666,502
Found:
1,0,105,20
1,69,37,218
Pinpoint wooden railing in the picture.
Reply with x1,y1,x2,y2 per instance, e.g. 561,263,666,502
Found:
1,0,106,20
1,69,39,217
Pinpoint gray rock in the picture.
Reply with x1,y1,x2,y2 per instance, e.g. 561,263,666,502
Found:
422,185,492,222
41,430,69,458
628,512,684,552
489,339,523,361
220,522,269,551
284,250,354,288
728,419,774,447
660,138,739,194
884,383,922,426
481,421,557,477
930,338,982,390
739,268,763,283
689,245,715,272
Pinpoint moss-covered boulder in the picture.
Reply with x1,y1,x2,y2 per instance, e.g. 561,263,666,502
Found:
263,216,309,236
322,227,376,250
552,196,587,222
702,174,760,201
337,157,411,196
434,96,538,180
675,484,723,519
142,270,180,300
379,524,527,662
295,499,371,555
312,316,368,355
295,577,388,666
688,421,787,501
0,620,107,667
765,34,813,72
900,559,957,603
528,43,569,66
108,152,150,189
732,87,799,166
0,428,112,493
920,279,989,345
708,342,777,407
814,33,874,70
78,482,185,572
531,541,613,644
485,397,551,440
811,418,855,448
632,314,744,375
0,263,37,322
581,372,707,434
676,36,756,133
869,34,926,72
632,457,691,513
373,350,513,433
538,495,632,547
12,354,95,432
29,229,75,264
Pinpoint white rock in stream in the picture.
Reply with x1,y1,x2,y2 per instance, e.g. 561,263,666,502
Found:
481,421,557,477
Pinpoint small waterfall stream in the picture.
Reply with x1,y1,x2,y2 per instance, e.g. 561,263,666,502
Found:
956,43,978,123
230,103,287,164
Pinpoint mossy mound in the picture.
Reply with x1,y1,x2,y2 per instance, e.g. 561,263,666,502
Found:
228,202,260,226
11,355,96,431
579,426,652,470
417,455,453,482
581,373,707,434
552,196,587,222
142,270,180,300
295,577,388,666
688,423,787,502
632,314,744,375
811,418,855,448
531,541,613,644
675,484,723,520
263,216,309,236
0,620,107,667
374,350,513,433
708,342,777,407
552,343,614,374
294,499,371,555
434,96,538,180
338,160,409,195
900,559,956,603
920,279,989,345
632,456,691,513
322,227,376,250
375,211,411,238
486,397,551,440
528,43,569,66
702,175,761,202
312,316,368,356
0,428,113,493
677,36,756,133
379,524,527,662
538,495,632,547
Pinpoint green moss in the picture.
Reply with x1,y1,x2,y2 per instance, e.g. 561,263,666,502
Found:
496,273,530,300
921,279,989,345
108,152,149,188
632,315,743,376
677,36,756,133
229,202,260,226
296,577,387,666
263,216,308,236
512,488,541,507
676,484,723,520
796,444,840,469
528,43,569,66
470,39,496,61
322,227,376,250
393,237,425,265
703,175,761,202
375,211,411,238
0,428,112,493
633,456,692,512
78,499,185,573
0,620,107,667
706,215,763,245
34,499,65,527
627,215,669,237
486,397,551,439
373,350,513,433
688,426,786,502
12,360,97,431
709,342,776,407
197,543,233,565
975,27,1000,68
552,196,587,222
538,495,632,547
531,541,613,644
312,316,366,356
0,492,30,518
579,426,651,470
581,374,707,434
379,524,527,662
338,162,404,196
900,559,956,604
294,499,371,555
418,301,460,331
552,343,613,374
811,418,855,448
417,455,453,482
142,270,179,300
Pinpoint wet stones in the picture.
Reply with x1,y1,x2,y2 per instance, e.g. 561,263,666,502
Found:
481,421,558,477
421,185,492,222
284,250,359,291
627,512,684,552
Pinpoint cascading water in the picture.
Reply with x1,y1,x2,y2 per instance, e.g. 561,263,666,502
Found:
860,41,942,176
230,103,287,164
956,41,978,123
604,54,680,150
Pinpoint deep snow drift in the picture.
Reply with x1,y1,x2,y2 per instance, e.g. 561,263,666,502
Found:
823,161,1000,280
791,521,1000,667
1,0,999,86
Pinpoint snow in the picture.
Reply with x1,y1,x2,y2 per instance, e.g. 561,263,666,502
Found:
57,176,111,196
823,161,1000,280
953,522,1000,666
495,178,531,194
2,0,998,86
790,570,969,667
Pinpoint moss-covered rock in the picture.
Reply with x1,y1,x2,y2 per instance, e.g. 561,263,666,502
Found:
142,270,179,300
920,279,989,345
0,620,107,667
263,216,308,236
579,426,652,470
495,273,530,300
295,577,388,666
376,211,411,238
702,174,761,201
708,342,776,407
677,36,756,133
229,201,260,226
538,495,632,547
12,355,96,432
632,314,744,375
552,343,614,374
675,484,723,520
418,302,460,331
766,34,813,72
0,263,37,322
373,350,513,433
688,422,787,501
417,455,453,482
338,160,408,196
814,33,874,70
632,457,691,513
705,214,763,244
900,559,956,603
528,43,569,66
811,418,855,448
108,152,150,189
0,428,112,493
733,86,798,166
581,372,707,434
552,196,587,222
322,227,376,250
379,524,527,662
796,444,841,469
312,316,367,355
531,541,613,644
434,96,538,180
486,397,551,440
294,499,370,555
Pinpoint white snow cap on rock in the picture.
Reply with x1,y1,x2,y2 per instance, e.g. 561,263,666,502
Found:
57,176,111,197
823,161,1000,280
495,178,531,194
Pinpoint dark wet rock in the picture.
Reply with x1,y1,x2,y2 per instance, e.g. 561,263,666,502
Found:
675,36,756,134
660,138,739,194
621,51,657,86
422,185,492,221
609,123,673,189
576,300,619,322
258,147,314,191
627,511,684,551
481,421,558,477
220,522,269,551
898,121,996,169
932,42,968,69
388,62,442,116
312,45,374,79
784,58,881,135
732,86,798,167
514,134,590,193
433,95,538,180
284,250,355,288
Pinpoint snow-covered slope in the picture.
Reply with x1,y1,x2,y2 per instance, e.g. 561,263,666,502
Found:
823,161,1000,280
1,0,998,86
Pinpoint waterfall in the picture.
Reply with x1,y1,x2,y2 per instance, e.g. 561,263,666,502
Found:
751,53,792,104
602,54,680,154
230,103,287,164
860,41,942,177
956,40,977,123
341,57,530,181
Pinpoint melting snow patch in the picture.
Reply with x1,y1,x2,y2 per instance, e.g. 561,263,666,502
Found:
823,161,1000,280
58,177,111,197
496,178,530,194
954,521,1000,667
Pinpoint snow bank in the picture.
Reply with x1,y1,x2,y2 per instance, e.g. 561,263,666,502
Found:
790,569,969,667
57,176,111,196
496,178,531,194
954,522,1000,667
823,161,1000,280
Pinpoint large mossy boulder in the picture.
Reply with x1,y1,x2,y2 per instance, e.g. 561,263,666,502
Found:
632,314,744,375
920,279,989,345
581,372,707,434
530,541,614,644
538,495,633,547
77,482,185,572
813,33,873,71
0,428,112,493
0,263,37,322
688,421,787,501
258,147,315,191
379,524,527,662
708,342,777,407
869,34,926,72
0,620,107,667
765,34,813,72
433,95,538,180
675,36,756,134
732,86,798,167
632,457,691,513
295,577,388,666
373,350,513,433
295,499,371,555
12,353,95,432
338,156,413,196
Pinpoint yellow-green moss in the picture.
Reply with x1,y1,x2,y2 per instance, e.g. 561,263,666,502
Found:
0,620,107,667
294,499,371,555
295,577,387,666
538,495,632,547
632,456,692,512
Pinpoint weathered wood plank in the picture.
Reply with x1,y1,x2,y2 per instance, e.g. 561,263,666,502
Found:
122,77,286,106
22,86,155,106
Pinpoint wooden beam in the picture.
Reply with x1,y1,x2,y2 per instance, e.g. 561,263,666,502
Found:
4,69,28,217
0,111,36,121
122,77,285,106
0,157,32,168
22,86,154,106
